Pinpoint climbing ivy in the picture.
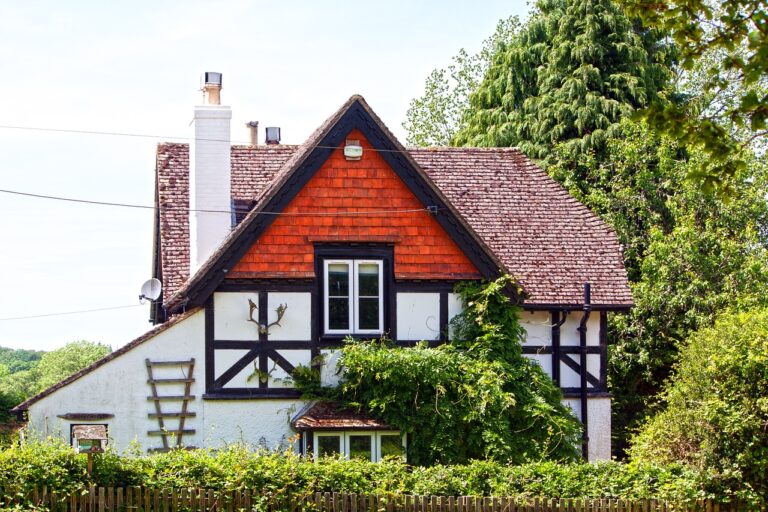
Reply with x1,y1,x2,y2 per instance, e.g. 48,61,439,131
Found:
294,276,581,465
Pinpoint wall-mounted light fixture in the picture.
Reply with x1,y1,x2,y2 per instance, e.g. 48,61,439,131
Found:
344,139,363,161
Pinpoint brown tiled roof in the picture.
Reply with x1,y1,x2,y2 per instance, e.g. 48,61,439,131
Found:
156,144,296,303
11,308,201,412
155,100,632,307
291,401,392,431
412,148,632,306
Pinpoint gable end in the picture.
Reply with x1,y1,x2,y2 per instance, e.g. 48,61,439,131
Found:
179,99,505,310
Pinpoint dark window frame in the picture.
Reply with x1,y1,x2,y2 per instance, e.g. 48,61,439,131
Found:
314,244,396,343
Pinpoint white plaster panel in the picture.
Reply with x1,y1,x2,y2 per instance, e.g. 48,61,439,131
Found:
213,292,261,341
268,350,312,388
560,358,581,388
560,314,600,346
202,399,304,450
214,349,250,380
560,397,611,461
447,293,463,339
520,310,551,346
266,293,311,341
587,354,601,386
556,354,602,389
320,349,342,387
396,293,440,341
588,397,611,460
27,311,206,452
562,398,581,419
222,358,260,389
523,353,552,376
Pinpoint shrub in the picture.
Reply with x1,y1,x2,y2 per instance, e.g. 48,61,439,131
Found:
630,308,768,501
0,440,760,504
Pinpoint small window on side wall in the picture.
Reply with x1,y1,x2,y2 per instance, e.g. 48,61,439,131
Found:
312,431,405,462
324,260,383,335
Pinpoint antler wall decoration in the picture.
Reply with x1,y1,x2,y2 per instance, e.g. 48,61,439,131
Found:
247,298,288,335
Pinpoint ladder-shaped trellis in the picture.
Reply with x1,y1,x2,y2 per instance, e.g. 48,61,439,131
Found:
145,358,196,452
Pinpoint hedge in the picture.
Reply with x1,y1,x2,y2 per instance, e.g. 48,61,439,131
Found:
0,440,761,504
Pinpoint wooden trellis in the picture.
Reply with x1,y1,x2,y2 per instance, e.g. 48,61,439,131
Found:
145,358,196,452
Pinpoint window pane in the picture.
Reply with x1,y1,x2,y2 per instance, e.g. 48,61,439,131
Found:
380,435,403,458
328,298,349,330
358,298,379,330
317,435,341,457
348,435,372,460
328,263,349,296
358,263,379,296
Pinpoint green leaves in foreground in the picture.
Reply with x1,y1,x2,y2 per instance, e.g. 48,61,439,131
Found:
1,440,749,503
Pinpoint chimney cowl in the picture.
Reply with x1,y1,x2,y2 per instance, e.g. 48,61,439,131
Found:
265,126,281,145
201,71,223,105
246,121,259,146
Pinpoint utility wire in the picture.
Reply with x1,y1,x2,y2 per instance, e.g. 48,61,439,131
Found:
0,304,143,321
0,188,432,216
0,124,422,153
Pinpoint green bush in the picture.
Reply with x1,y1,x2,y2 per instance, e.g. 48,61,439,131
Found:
297,276,581,465
0,439,760,505
630,308,768,501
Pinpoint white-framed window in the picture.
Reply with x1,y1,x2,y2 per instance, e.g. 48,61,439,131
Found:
324,259,383,335
311,431,405,461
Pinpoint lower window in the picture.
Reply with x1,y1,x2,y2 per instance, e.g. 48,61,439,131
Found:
312,431,405,461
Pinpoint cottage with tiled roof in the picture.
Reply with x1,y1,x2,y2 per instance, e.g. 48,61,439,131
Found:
13,74,631,461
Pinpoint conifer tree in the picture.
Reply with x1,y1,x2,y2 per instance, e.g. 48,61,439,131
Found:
454,0,672,159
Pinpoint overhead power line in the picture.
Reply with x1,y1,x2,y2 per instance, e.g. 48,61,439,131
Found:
0,124,417,153
0,304,143,321
0,188,433,216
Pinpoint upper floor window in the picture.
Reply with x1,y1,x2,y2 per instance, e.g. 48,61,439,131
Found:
324,259,383,335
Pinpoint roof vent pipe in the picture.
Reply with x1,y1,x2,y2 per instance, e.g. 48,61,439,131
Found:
246,121,259,146
265,127,281,145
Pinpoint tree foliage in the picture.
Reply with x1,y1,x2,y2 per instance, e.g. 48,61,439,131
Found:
0,347,43,374
297,276,581,465
548,119,768,452
403,17,520,147
630,308,768,500
623,0,768,191
453,0,672,159
0,341,111,417
33,340,111,394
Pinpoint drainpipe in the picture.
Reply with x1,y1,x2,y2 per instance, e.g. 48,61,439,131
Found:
550,310,569,387
577,283,592,460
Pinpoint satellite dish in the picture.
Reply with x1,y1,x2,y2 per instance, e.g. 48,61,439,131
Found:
139,278,162,302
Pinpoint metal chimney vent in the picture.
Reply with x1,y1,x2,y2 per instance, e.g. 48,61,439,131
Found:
203,72,222,86
265,127,281,145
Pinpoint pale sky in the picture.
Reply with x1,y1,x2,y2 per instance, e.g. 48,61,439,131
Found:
0,1,531,351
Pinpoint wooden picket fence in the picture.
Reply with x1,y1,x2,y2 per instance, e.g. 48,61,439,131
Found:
0,487,761,512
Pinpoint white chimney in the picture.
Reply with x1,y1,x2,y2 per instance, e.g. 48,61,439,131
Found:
189,72,232,272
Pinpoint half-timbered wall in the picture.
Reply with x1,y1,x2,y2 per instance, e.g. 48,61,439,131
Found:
25,299,612,459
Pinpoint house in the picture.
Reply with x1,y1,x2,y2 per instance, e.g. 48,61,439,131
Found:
12,73,632,461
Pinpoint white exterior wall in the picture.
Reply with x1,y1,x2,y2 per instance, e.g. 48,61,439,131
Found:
396,293,440,340
190,105,232,272
212,291,313,390
26,291,612,460
202,400,303,450
563,397,611,461
27,311,207,452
